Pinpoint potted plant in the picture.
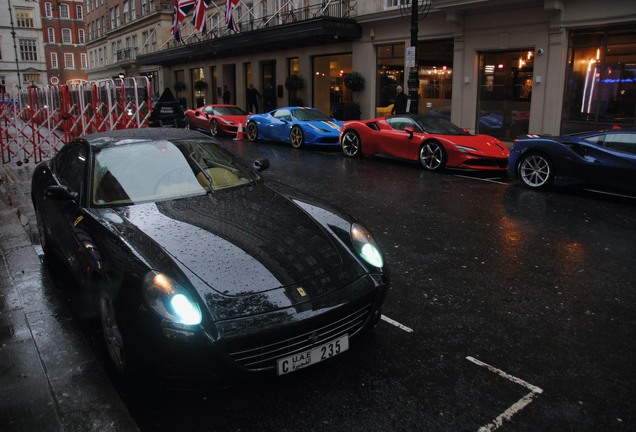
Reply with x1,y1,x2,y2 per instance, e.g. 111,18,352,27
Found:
343,72,366,120
194,80,208,108
285,74,305,106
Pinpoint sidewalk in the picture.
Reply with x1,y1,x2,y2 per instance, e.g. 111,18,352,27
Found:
0,161,139,432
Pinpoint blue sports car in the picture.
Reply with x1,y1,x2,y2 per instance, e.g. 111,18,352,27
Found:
246,107,343,148
509,129,636,193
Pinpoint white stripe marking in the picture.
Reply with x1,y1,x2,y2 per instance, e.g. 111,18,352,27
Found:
381,315,413,333
467,356,543,432
455,174,508,185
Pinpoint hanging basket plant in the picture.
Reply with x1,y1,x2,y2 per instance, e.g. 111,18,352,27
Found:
173,81,187,93
194,80,208,92
284,74,305,92
343,72,366,101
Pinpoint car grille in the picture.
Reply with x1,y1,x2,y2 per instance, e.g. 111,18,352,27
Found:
228,303,372,370
465,158,508,168
318,137,339,144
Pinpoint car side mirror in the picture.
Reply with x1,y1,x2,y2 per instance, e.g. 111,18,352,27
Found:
204,112,209,118
45,185,78,201
253,158,270,172
405,127,414,139
463,128,470,134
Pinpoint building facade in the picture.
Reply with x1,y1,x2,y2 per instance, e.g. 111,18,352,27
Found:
0,0,48,91
84,0,174,98
136,0,635,137
41,0,89,86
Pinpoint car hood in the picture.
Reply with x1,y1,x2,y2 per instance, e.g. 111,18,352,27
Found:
442,134,509,157
302,120,342,132
217,114,247,124
99,185,349,297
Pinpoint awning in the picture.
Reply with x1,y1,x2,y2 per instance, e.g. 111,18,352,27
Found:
137,17,361,67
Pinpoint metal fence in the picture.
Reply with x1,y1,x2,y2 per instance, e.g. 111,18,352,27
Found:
0,76,152,165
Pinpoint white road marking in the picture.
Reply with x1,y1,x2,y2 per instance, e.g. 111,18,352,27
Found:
455,174,508,185
466,356,543,432
581,188,636,200
381,315,413,333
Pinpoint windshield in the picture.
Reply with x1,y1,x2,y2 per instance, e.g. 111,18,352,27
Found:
415,117,470,136
213,106,247,116
92,139,258,206
291,108,333,122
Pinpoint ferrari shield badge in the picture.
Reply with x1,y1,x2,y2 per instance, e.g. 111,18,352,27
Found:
297,287,307,297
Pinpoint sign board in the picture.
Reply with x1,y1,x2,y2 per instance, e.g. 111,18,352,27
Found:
406,46,416,68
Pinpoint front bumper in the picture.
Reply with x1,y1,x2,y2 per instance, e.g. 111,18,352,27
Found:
126,273,389,389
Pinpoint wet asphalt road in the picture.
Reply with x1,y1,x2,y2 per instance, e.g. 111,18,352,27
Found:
57,137,636,431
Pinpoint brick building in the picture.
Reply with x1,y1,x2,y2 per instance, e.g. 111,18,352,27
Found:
41,0,88,85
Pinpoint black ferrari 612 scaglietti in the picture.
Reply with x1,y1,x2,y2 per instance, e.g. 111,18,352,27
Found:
31,128,389,388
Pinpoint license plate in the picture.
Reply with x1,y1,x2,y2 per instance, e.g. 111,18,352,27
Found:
276,335,349,376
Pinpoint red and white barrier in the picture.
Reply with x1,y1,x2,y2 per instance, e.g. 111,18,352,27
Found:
1,77,152,165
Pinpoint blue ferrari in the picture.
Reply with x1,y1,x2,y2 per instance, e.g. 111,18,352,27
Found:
246,107,343,148
509,129,636,193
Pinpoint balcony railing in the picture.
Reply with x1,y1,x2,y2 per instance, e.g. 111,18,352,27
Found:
161,0,357,50
115,48,138,62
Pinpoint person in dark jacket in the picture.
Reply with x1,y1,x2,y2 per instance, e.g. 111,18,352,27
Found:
223,85,231,104
246,84,262,113
391,86,408,115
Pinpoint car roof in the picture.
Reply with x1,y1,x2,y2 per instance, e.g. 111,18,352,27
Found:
81,128,210,149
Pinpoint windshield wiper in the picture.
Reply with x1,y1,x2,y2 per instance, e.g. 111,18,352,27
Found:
188,152,215,193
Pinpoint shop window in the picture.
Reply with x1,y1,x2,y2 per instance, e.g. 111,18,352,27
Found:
563,27,636,134
478,50,533,139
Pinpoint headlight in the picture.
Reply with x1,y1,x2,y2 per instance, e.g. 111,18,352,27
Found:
143,271,202,325
219,118,234,125
456,145,478,153
350,223,383,268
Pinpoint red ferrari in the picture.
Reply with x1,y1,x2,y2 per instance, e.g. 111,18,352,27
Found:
184,104,249,137
339,114,509,171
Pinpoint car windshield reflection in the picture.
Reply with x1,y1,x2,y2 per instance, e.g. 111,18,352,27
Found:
415,117,470,136
291,109,333,122
213,106,247,116
92,139,257,206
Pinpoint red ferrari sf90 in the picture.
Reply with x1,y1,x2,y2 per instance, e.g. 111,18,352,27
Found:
339,114,509,171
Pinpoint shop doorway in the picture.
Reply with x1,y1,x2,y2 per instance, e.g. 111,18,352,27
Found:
477,51,533,139
261,61,276,112
313,53,352,119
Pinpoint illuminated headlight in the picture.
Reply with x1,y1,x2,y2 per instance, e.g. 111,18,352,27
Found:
308,124,328,133
219,118,234,125
143,271,202,325
456,145,478,153
351,223,383,268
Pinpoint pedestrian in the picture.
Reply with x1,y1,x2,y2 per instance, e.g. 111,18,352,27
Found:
391,85,408,115
247,84,262,113
223,85,231,104
264,81,276,113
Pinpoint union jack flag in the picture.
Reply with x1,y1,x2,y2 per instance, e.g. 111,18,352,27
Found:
226,0,240,32
171,0,195,42
192,0,211,34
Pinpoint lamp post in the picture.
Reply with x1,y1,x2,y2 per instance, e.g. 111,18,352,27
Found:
8,0,22,89
407,0,419,114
